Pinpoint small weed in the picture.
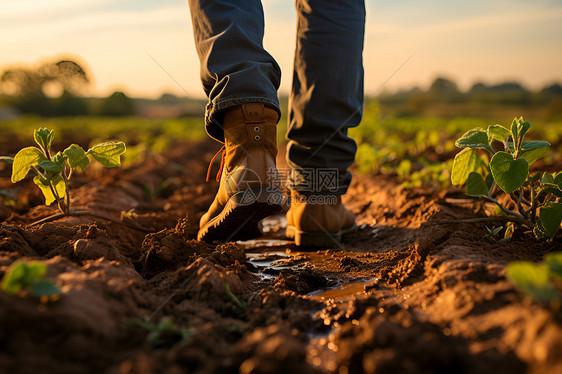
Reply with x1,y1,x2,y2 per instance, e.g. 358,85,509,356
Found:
224,283,248,310
1,261,62,303
130,317,193,348
506,252,562,303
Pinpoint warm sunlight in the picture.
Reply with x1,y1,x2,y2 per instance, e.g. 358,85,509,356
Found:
1,0,561,97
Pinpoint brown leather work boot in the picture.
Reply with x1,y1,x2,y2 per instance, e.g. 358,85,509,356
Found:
198,103,283,242
285,191,357,247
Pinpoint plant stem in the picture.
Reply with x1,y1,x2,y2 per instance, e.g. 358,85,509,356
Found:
47,179,65,215
62,165,71,215
488,180,495,199
528,185,538,223
512,188,527,218
481,195,533,228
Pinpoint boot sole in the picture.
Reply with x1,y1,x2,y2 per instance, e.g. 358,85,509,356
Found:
198,188,283,243
285,224,358,248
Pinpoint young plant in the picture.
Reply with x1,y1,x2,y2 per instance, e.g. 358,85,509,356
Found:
506,252,562,303
1,261,61,302
451,117,562,240
1,128,125,220
130,316,193,347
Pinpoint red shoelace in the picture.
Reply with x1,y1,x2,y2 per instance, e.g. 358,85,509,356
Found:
205,145,226,182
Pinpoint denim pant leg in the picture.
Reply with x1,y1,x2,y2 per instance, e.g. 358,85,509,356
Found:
188,0,282,142
286,0,366,195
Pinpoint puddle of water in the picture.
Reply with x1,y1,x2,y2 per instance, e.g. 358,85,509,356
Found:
307,280,371,302
246,250,289,264
260,213,287,234
245,250,293,280
237,238,294,250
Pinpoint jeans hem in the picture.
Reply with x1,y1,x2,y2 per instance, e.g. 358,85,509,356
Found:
205,97,280,142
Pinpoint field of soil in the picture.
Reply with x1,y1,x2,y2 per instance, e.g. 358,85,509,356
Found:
0,135,561,374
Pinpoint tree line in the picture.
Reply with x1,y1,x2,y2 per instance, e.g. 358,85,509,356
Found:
0,59,134,116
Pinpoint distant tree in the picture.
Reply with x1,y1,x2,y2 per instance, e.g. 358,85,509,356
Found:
540,83,562,96
468,82,490,103
487,82,527,93
97,91,135,116
469,82,488,93
488,82,529,104
159,93,179,102
54,90,89,116
0,59,89,116
429,77,458,94
428,77,462,102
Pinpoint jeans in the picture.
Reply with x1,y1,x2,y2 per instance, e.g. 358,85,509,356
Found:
188,0,365,195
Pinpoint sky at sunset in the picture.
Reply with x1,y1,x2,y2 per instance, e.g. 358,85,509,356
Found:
1,0,561,99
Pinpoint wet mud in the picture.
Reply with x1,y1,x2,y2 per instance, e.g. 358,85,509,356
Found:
0,138,561,374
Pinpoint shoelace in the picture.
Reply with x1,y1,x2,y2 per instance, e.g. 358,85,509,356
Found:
205,145,226,182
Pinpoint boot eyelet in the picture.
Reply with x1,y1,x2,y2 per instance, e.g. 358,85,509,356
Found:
255,135,261,141
254,127,260,132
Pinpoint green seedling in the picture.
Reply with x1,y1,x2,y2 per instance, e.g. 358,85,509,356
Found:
0,128,125,224
451,117,562,240
131,317,193,347
506,252,562,303
1,261,61,302
224,283,248,310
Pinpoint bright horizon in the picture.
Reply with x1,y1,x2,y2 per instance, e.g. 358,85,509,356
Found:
1,0,561,99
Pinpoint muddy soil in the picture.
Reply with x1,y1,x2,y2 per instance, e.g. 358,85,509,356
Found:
0,137,561,374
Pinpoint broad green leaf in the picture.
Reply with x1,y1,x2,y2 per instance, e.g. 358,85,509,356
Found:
485,173,494,189
507,262,549,286
33,174,66,206
64,144,89,172
451,148,481,185
87,142,126,168
506,262,559,301
545,252,562,278
33,128,54,153
38,160,64,174
534,218,550,240
554,172,562,188
549,174,562,197
541,172,555,184
519,147,549,166
487,124,511,143
29,279,61,297
539,173,562,198
490,152,529,194
537,202,562,239
521,141,550,152
455,128,493,153
0,156,14,164
466,172,488,196
1,261,47,294
11,147,47,183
